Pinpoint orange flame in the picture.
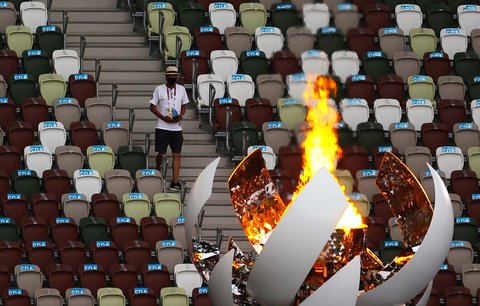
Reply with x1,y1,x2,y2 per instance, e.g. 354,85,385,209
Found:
291,75,364,235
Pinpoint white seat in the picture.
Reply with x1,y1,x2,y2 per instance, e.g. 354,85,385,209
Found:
303,3,330,34
301,50,330,76
436,146,464,178
247,145,277,169
52,50,81,81
196,74,225,107
331,50,360,83
73,169,102,201
373,99,402,131
209,2,236,35
406,98,434,131
440,28,468,59
471,99,480,127
174,264,203,298
255,26,284,59
38,121,66,153
227,74,254,107
20,1,47,33
340,98,369,131
458,5,480,36
24,145,52,177
395,4,422,36
287,73,308,100
210,50,238,81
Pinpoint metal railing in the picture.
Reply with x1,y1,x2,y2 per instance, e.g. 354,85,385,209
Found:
191,58,199,106
225,109,232,151
111,83,118,121
175,35,182,68
144,132,151,168
62,11,69,49
208,84,215,128
128,107,136,147
158,12,165,59
79,36,87,73
95,58,102,97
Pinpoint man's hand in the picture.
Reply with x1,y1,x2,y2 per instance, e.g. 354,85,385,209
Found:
163,116,175,123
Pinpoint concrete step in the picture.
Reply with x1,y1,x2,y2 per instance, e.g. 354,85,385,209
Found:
118,119,205,133
84,59,162,72
51,10,132,23
87,71,163,84
121,108,199,120
51,0,120,10
145,154,231,168
100,83,158,92
52,22,136,35
69,46,151,60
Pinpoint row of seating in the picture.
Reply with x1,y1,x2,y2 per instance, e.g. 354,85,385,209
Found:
0,1,48,34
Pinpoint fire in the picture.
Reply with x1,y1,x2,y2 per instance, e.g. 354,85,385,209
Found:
291,75,364,235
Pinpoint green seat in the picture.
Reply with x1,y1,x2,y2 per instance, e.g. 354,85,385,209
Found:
454,52,480,84
357,122,386,153
453,217,478,248
316,26,346,57
278,98,307,130
362,51,390,82
38,74,67,106
22,50,50,82
231,121,259,156
117,145,147,178
468,147,480,177
270,3,302,34
87,145,115,178
147,2,175,35
378,240,404,264
240,50,269,81
8,73,36,106
97,287,125,306
6,25,33,56
409,28,437,58
161,287,188,306
79,217,109,247
426,4,455,36
239,3,267,35
337,123,355,148
153,193,181,225
0,218,19,241
164,26,192,59
122,193,151,224
36,25,64,58
407,75,435,101
12,169,40,200
178,2,207,34
468,76,480,100
165,0,191,12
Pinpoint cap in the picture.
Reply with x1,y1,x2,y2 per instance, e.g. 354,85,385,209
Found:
165,66,179,76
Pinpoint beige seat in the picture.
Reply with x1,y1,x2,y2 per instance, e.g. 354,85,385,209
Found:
356,170,381,202
333,3,360,34
393,51,421,83
53,98,81,130
161,287,189,306
0,75,7,97
388,217,403,243
453,123,480,155
461,264,480,295
256,74,284,107
102,121,129,154
66,288,94,306
389,122,417,155
419,169,446,203
262,122,291,155
286,26,314,58
61,193,90,225
438,75,465,101
0,2,16,33
225,26,253,58
35,288,62,306
55,145,84,178
105,169,133,200
378,27,406,59
334,169,354,195
405,146,432,178
156,240,184,274
136,169,164,201
449,193,464,217
85,97,113,130
171,217,187,249
15,264,43,297
447,240,473,273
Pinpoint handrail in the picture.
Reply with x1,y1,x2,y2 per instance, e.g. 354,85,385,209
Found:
180,179,187,204
175,35,182,68
161,157,168,182
158,12,165,59
242,132,249,159
128,107,135,147
198,208,205,239
208,84,215,128
191,58,199,107
225,109,232,151
47,0,53,23
79,36,87,73
94,58,102,97
111,83,118,120
145,132,151,168
62,11,69,49
216,228,224,250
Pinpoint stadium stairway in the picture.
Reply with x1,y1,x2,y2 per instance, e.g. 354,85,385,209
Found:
49,0,250,253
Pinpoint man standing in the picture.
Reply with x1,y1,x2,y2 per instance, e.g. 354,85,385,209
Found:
149,66,189,191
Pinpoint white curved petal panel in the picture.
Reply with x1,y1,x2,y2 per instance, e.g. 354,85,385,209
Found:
209,249,235,306
356,164,454,306
415,281,433,306
185,157,220,253
247,168,349,306
301,256,361,306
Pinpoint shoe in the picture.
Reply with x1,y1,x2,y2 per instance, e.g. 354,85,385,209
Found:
169,182,181,192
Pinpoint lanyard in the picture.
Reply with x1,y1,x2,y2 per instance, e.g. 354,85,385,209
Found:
166,84,176,102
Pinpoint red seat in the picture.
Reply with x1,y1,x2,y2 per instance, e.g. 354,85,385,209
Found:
20,98,49,131
3,289,30,306
0,171,8,197
180,50,208,83
92,240,119,273
364,3,391,33
433,264,456,298
111,217,138,250
278,145,303,181
337,145,371,178
0,146,20,178
42,170,71,202
27,240,54,272
0,98,17,130
0,242,22,274
142,264,170,298
111,263,139,296
91,193,120,225
213,98,242,131
347,27,375,58
70,121,98,154
2,194,29,225
194,27,222,58
59,240,86,273
31,193,59,225
352,0,375,12
346,74,375,107
423,52,450,84
413,287,440,306
129,287,157,306
421,122,450,154
451,170,479,204
365,216,386,250
47,263,75,297
0,266,10,299
445,286,473,306
377,74,406,108
192,287,212,306
0,50,20,80
124,240,151,273
245,98,274,131
7,121,34,153
272,50,301,81
79,263,106,296
140,217,169,250
372,193,394,224
373,146,400,169
269,169,296,202
20,217,48,246
68,74,96,108
51,218,78,245
438,99,467,131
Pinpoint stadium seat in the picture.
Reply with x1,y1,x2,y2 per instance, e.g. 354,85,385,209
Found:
462,264,480,297
426,4,455,36
156,240,184,274
231,121,259,156
61,193,90,224
81,220,110,252
441,28,468,59
454,52,480,84
356,169,380,202
421,122,450,154
433,264,457,298
161,287,188,306
378,240,403,264
53,98,81,130
91,193,121,224
357,122,386,153
408,75,435,101
333,3,360,34
245,98,274,131
371,193,393,225
0,78,6,98
286,74,307,100
364,4,391,34
404,146,432,178
55,146,84,178
255,27,284,59
124,240,151,273
20,1,47,33
337,145,370,177
194,27,222,58
20,98,49,132
111,217,138,250
70,122,98,154
302,3,329,34
102,121,128,154
451,170,479,204
6,25,33,56
436,146,464,179
227,74,254,107
110,264,139,296
97,287,126,306
449,193,463,217
92,241,119,274
256,75,284,107
35,288,62,306
196,74,225,108
134,170,163,202
469,76,480,100
8,74,35,106
316,26,346,57
79,264,106,296
270,3,302,33
27,241,54,273
24,145,51,177
174,264,202,298
0,216,19,242
2,194,28,225
178,2,208,33
4,288,30,306
348,192,370,217
378,28,405,59
409,28,437,59
51,218,77,245
301,50,329,76
0,171,9,195
147,2,174,35
58,240,85,272
278,98,307,130
70,74,97,108
209,3,235,35
98,176,128,207
164,26,192,59
36,25,63,58
286,27,314,59
347,28,376,58
467,192,480,222
458,4,480,36
239,3,267,35
142,264,170,298
171,217,187,249
52,50,80,82
438,75,465,101
362,51,390,82
129,287,156,306
423,52,451,84
438,99,467,131
262,122,291,154
468,147,480,177
365,216,386,249
37,122,65,155
74,169,102,202
12,169,40,200
141,217,169,250
0,2,16,33
340,98,369,131
247,145,276,169
86,146,115,178
15,264,43,297
332,51,360,83
153,193,181,225
0,51,19,82
395,4,422,35
66,288,94,306
224,27,252,58
213,98,242,131
117,145,147,178
123,193,151,224
46,264,74,297
180,50,208,84
240,50,269,81
448,240,474,274
376,74,406,108
406,99,434,131
372,146,400,169
21,49,50,82
21,216,48,246
472,29,480,56
38,74,66,106
453,217,478,248
374,99,401,130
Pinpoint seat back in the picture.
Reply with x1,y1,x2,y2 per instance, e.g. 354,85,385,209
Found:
406,99,434,131
393,51,421,83
38,121,66,153
20,1,47,33
440,28,468,59
239,3,267,35
123,193,151,224
389,122,416,155
38,73,67,106
447,240,473,273
24,145,52,177
21,49,50,82
70,74,96,107
53,98,81,130
209,3,236,35
331,51,360,83
36,25,64,57
224,26,252,58
408,75,435,101
55,145,84,178
302,3,329,33
153,193,181,225
374,99,401,130
6,25,33,56
147,2,175,35
301,50,329,76
74,169,102,201
196,74,225,107
164,26,192,59
66,288,94,306
395,4,422,35
423,52,451,83
458,4,480,36
61,193,90,225
102,121,129,154
340,98,369,131
156,240,184,274
210,50,238,81
333,2,360,34
15,264,43,297
454,123,480,155
255,26,284,58
87,146,115,178
278,98,307,130
174,264,202,298
136,169,164,201
117,146,147,178
52,50,80,82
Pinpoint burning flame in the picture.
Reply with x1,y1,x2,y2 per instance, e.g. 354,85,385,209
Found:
291,75,364,235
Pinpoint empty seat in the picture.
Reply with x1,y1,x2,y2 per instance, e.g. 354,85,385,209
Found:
468,147,480,177
80,218,110,249
240,50,269,81
36,25,63,58
24,145,52,177
129,287,156,306
196,74,225,108
438,99,467,131
227,74,254,107
255,27,284,59
12,169,40,200
178,2,208,33
436,146,464,179
405,146,432,177
316,26,346,57
20,2,47,33
247,145,276,169
451,170,479,204
51,218,77,245
302,3,329,34
161,287,188,306
347,28,376,58
455,52,480,84
21,49,50,82
337,145,370,177
224,27,252,58
262,121,291,154
333,3,360,34
46,264,74,297
377,74,406,108
0,51,19,82
448,240,474,273
408,75,435,101
97,287,126,306
458,4,480,36
194,26,222,58
6,25,33,56
0,98,16,130
71,75,97,108
153,193,181,225
301,50,329,76
38,121,66,154
406,99,434,131
27,240,54,273
356,170,380,201
146,2,174,35
364,3,391,34
421,122,450,154
213,98,241,132
52,50,80,82
111,217,138,250
423,52,451,84
156,240,184,274
357,122,386,153
58,240,85,273
74,169,102,201
117,146,147,178
362,51,391,83
340,98,369,131
92,241,119,274
278,98,307,130
286,27,314,59
55,146,84,178
123,193,151,225
164,26,191,59
453,217,478,248
102,121,129,154
347,74,375,106
441,28,468,59
53,98,81,130
379,28,406,60
395,4,422,35
438,75,465,102
86,146,115,178
273,50,301,81
124,240,151,273
2,194,29,224
142,264,170,298
80,264,106,296
70,122,99,154
271,3,301,33
426,4,455,36
0,2,16,34
410,28,437,59
8,74,35,106
0,242,21,273
38,74,67,106
174,264,202,298
66,288,94,306
332,51,360,83
374,99,401,130
286,74,307,100
21,217,48,245
136,169,164,201
111,264,139,296
209,3,236,35
35,288,62,306
62,193,90,225
91,193,121,224
180,50,208,84
239,3,267,35
4,288,30,306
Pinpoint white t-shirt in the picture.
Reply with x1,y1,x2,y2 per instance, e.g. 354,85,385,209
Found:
150,84,189,131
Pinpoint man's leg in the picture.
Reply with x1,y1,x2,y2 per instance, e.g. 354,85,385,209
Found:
156,153,164,172
169,130,184,188
155,129,168,172
172,152,181,183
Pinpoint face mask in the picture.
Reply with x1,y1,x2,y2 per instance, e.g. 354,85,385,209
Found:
166,77,177,85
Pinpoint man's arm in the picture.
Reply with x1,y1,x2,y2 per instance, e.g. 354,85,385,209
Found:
150,103,174,123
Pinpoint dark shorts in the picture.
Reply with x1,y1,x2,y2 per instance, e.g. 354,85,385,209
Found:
155,129,183,153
